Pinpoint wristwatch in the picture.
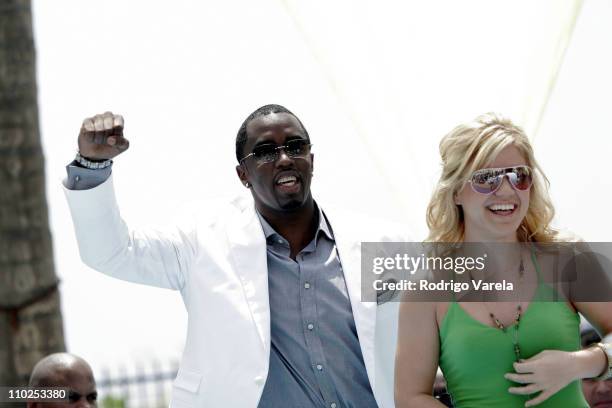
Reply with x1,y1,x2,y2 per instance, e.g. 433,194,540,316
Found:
594,342,612,381
75,152,112,170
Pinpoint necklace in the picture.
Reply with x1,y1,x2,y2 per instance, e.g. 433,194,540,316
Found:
490,304,522,361
486,248,525,361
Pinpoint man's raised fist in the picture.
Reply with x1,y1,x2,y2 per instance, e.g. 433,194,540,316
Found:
78,111,129,160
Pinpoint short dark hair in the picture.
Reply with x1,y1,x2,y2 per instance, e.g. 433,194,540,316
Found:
235,104,310,162
581,326,602,348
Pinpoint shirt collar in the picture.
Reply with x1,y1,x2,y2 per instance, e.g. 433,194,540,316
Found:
256,202,334,243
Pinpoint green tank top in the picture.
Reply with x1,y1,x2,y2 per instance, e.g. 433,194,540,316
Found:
438,249,588,408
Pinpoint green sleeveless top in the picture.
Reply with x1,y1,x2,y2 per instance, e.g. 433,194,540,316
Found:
438,250,588,408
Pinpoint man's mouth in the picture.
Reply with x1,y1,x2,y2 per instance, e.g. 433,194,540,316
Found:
274,174,301,194
486,203,518,216
276,175,298,186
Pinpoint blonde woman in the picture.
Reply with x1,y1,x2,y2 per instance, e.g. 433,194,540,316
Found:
395,113,612,407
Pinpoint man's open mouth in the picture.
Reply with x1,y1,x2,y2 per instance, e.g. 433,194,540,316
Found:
276,175,298,186
274,173,302,194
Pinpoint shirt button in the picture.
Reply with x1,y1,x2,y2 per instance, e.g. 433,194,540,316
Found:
316,364,323,371
304,282,311,289
331,404,337,408
307,323,314,330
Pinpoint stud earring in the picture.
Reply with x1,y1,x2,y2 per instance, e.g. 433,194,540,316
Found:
245,182,250,188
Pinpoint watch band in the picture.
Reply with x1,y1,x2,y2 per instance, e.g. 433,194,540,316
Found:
594,342,612,381
75,152,113,170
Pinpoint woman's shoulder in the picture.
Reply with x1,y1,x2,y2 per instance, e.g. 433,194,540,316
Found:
435,302,452,330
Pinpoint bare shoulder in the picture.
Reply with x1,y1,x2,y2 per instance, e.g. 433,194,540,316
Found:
398,299,442,328
435,302,451,330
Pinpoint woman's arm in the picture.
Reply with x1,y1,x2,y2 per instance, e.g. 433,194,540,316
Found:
506,301,612,406
573,301,612,377
395,301,446,408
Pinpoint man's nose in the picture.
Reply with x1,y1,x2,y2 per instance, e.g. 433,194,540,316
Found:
594,379,612,394
275,149,293,166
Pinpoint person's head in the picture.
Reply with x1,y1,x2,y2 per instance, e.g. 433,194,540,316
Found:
235,104,314,217
581,328,612,407
27,353,97,408
426,113,558,243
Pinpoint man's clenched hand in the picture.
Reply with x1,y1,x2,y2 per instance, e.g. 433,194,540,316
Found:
78,111,129,160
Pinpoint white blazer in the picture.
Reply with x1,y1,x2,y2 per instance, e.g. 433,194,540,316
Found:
64,176,403,408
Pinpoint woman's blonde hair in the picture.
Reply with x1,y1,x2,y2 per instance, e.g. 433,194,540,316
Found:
426,113,560,243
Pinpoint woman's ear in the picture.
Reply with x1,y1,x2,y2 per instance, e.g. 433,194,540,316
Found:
454,183,467,205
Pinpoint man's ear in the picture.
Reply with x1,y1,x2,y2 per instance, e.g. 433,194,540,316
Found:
236,164,249,187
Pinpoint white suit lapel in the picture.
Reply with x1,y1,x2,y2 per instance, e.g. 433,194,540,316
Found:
226,201,270,354
224,199,378,390
323,207,378,389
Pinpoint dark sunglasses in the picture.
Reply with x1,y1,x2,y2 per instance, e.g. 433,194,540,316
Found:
468,165,533,194
240,139,312,164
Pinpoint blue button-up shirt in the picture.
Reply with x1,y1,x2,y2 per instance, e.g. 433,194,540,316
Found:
256,210,377,408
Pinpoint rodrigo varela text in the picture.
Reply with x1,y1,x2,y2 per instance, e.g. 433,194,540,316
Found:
373,279,514,293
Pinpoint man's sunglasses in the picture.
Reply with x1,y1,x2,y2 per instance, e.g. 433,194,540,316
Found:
467,165,533,194
240,139,312,164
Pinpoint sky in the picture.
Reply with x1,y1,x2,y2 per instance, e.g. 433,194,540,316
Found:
31,0,612,376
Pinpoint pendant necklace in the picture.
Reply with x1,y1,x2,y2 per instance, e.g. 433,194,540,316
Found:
487,249,525,361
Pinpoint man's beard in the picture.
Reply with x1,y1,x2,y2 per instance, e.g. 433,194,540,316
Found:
279,198,303,211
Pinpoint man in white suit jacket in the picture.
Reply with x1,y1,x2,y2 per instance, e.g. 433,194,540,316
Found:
63,106,402,408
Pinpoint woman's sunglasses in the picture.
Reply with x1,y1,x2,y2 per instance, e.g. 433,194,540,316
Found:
467,165,533,194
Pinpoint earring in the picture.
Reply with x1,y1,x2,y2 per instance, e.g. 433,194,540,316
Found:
245,182,250,188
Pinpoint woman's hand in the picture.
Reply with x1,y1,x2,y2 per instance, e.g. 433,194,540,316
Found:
505,350,578,407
